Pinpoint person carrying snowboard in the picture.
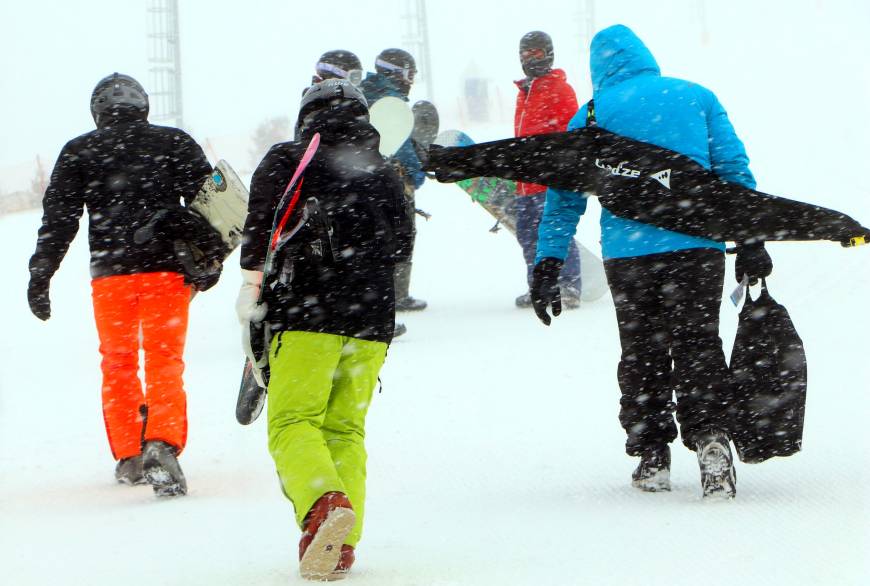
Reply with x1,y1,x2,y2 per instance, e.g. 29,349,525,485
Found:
236,79,412,580
513,31,582,309
532,25,772,498
360,48,428,313
27,73,221,497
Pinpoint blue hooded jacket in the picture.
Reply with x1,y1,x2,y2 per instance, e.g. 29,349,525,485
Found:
359,72,426,190
536,25,756,262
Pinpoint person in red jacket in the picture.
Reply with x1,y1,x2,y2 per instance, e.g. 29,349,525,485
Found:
513,31,582,308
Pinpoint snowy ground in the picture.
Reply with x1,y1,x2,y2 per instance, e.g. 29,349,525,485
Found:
1,176,868,585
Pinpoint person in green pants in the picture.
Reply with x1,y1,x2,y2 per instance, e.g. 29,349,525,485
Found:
237,79,413,581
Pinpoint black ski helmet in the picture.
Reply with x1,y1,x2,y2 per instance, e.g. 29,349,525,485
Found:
297,78,369,132
375,48,417,83
90,73,149,127
315,50,363,85
519,31,554,78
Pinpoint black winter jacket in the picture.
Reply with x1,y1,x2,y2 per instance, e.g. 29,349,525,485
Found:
241,112,412,344
29,114,212,281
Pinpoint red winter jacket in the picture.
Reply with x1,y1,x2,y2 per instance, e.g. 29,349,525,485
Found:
513,68,579,196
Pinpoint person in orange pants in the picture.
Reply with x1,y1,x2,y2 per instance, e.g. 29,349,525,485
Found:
27,73,219,496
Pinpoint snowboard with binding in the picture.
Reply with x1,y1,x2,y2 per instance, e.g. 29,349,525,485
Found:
236,134,322,425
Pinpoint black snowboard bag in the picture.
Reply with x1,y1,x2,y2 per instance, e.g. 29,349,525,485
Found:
729,279,807,463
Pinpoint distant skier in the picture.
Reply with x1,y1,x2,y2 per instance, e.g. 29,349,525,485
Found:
312,49,363,86
27,73,221,497
532,25,772,498
236,79,412,580
360,48,428,313
513,31,581,309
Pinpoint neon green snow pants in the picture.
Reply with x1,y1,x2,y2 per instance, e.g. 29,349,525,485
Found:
266,330,387,547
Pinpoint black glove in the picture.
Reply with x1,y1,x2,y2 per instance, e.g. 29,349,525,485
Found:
189,265,222,292
28,277,51,321
411,139,429,169
733,241,772,286
530,257,563,326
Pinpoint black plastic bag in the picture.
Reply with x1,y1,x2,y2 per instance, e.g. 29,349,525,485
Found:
729,279,807,463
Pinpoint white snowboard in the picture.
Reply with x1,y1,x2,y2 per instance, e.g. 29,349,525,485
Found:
369,96,414,157
190,160,249,253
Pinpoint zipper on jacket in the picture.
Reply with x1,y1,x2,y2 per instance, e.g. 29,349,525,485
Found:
517,77,536,136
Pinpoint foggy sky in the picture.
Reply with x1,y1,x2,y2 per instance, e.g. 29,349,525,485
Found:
2,0,869,190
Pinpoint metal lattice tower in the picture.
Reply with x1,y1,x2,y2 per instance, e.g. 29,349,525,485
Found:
575,0,596,91
401,0,434,101
147,0,184,128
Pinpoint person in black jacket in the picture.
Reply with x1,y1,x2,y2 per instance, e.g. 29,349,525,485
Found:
27,73,217,497
235,79,412,580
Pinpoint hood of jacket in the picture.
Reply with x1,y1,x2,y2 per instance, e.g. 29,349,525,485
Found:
590,24,660,94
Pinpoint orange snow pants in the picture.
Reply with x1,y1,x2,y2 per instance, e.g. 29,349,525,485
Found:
91,272,191,460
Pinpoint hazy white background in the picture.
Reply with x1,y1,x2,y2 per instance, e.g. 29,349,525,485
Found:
3,0,869,192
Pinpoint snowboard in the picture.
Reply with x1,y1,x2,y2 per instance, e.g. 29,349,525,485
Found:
134,159,249,276
189,160,249,254
236,359,266,425
411,100,439,147
369,96,415,157
426,126,870,246
434,130,608,303
237,133,321,426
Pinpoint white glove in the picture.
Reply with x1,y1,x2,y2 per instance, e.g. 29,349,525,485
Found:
237,269,269,388
236,269,267,324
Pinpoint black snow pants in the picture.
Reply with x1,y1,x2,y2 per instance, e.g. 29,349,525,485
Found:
604,248,735,455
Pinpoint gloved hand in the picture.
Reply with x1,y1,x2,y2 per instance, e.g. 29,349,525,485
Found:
27,277,51,321
189,262,222,293
734,241,772,286
235,269,267,325
530,257,563,326
236,269,269,387
411,139,430,170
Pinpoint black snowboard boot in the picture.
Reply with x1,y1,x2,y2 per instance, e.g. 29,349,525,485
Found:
560,284,582,309
395,296,427,312
631,445,671,492
696,430,737,499
393,323,408,338
142,440,187,497
114,455,146,486
515,291,533,308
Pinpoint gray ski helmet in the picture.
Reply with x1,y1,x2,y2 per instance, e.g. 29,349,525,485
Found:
375,48,417,82
297,78,369,129
90,73,149,126
315,50,363,85
519,31,554,78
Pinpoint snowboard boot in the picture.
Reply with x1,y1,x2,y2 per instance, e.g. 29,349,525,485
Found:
330,545,355,580
142,440,187,497
631,445,671,492
560,284,582,310
515,291,533,308
395,296,427,312
114,455,146,486
394,323,407,338
696,430,737,499
299,492,356,581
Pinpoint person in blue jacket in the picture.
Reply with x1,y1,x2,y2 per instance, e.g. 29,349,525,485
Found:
532,25,772,498
360,48,428,313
